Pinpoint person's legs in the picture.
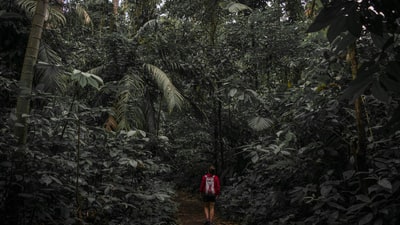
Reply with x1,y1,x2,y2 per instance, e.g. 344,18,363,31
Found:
203,195,211,224
209,202,215,223
203,202,210,222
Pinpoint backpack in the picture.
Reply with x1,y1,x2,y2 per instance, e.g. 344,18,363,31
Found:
205,175,215,196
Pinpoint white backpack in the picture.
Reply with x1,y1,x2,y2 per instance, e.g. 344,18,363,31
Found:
205,175,215,195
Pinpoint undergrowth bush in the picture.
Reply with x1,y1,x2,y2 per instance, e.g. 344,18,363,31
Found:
0,103,177,225
218,84,400,225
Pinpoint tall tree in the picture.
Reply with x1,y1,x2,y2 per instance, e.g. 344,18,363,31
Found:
15,0,48,144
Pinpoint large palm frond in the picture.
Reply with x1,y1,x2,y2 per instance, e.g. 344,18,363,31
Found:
219,2,252,13
144,63,184,112
75,3,92,26
134,19,158,39
16,0,66,27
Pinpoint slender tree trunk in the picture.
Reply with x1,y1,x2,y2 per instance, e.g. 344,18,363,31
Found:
15,0,48,145
206,0,225,171
110,0,119,31
213,99,219,167
144,90,157,134
348,43,368,191
112,0,119,16
218,98,224,171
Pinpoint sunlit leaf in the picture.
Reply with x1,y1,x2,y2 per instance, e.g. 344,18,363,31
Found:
220,2,252,13
71,69,103,90
378,178,392,190
248,116,273,131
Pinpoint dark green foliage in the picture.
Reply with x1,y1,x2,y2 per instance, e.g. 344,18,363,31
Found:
218,84,400,225
2,0,400,225
0,5,29,73
0,101,177,224
307,0,400,132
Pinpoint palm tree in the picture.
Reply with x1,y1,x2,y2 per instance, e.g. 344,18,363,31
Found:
15,0,49,145
14,0,91,144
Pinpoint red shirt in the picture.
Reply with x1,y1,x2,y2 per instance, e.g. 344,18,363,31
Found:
200,173,221,195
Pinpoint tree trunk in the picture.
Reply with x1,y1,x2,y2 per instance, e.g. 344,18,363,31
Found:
110,0,119,31
15,0,48,145
112,0,119,16
348,43,368,192
144,90,157,134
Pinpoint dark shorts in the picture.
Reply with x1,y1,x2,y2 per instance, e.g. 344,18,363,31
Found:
203,195,216,202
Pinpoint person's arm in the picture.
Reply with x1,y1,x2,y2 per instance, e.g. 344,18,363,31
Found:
199,175,205,193
215,176,221,196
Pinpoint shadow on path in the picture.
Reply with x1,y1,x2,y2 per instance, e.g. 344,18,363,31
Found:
176,191,238,225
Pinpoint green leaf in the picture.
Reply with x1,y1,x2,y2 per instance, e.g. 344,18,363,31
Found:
307,4,343,32
79,75,87,87
327,202,346,211
49,175,63,185
129,159,138,168
386,61,400,81
228,88,237,97
71,69,103,89
341,64,377,103
343,170,355,180
356,195,371,203
378,178,392,190
371,33,392,49
371,81,390,102
40,174,52,186
327,15,347,43
251,152,259,164
320,185,332,197
331,31,357,54
248,116,273,131
359,213,373,225
220,2,252,13
380,73,400,94
347,203,367,212
346,10,362,38
342,76,373,103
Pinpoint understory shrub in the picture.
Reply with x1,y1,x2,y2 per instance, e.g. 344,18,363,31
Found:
218,84,400,225
0,105,177,225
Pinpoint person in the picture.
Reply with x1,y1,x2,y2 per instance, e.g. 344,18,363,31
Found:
200,165,221,225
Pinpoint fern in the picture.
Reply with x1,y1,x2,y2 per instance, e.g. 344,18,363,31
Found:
35,43,67,93
114,90,132,131
112,73,145,131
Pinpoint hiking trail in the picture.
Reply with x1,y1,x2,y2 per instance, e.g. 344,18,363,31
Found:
175,191,238,225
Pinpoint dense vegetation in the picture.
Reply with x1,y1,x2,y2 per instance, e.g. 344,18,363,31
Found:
1,0,399,224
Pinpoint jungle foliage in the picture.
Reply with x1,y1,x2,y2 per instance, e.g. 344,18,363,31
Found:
1,0,400,225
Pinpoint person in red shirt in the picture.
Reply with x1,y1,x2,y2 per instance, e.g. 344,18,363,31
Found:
200,165,221,225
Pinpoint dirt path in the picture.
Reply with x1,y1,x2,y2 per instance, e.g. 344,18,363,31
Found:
175,191,238,225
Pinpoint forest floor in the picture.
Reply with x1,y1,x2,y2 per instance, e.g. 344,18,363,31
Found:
175,191,239,225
